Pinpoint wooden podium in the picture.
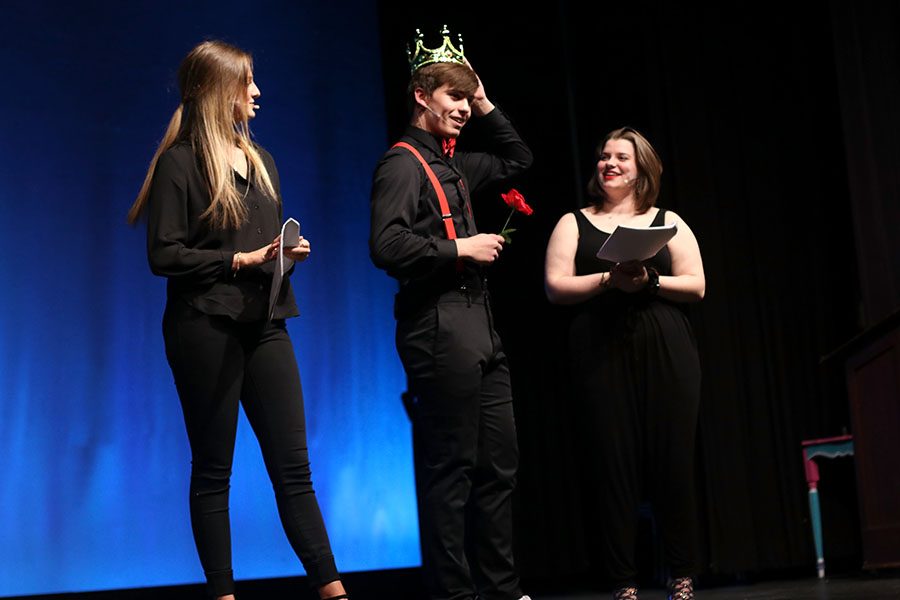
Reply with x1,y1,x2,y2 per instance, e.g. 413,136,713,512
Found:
831,309,900,570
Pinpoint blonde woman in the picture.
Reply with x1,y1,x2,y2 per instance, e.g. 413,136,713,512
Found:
545,128,705,600
128,41,347,600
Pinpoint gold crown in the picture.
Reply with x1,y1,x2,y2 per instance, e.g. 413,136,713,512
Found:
407,25,465,74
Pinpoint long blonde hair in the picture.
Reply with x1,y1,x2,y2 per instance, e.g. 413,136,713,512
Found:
127,40,276,229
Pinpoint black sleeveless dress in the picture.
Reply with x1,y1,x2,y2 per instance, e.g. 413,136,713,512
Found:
569,208,701,586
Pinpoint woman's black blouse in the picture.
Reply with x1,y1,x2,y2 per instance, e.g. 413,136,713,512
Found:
146,142,298,322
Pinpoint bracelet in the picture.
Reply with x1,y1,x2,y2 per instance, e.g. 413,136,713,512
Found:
646,267,660,295
599,271,612,291
234,252,242,273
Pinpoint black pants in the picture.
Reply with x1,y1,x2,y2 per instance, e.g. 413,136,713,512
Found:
396,294,522,600
572,303,701,588
163,300,339,597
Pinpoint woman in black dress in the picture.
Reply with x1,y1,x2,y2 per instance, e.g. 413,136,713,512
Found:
127,41,347,600
544,127,705,600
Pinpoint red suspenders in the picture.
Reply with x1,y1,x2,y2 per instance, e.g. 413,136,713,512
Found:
392,142,458,241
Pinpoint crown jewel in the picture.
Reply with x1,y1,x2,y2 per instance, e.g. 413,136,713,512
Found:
407,25,466,74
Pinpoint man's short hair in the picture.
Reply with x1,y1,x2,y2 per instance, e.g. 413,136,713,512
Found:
407,63,479,112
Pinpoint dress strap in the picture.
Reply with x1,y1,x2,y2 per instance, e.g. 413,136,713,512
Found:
572,209,591,235
651,208,668,227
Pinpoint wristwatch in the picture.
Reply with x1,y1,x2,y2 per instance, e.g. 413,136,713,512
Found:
646,267,660,296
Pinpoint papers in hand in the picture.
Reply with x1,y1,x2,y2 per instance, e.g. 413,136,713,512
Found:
596,222,677,263
268,218,300,321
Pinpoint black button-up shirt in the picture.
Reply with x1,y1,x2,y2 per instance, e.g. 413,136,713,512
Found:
147,142,298,321
369,108,532,316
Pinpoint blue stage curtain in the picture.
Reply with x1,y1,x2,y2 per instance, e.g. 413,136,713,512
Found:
0,1,416,595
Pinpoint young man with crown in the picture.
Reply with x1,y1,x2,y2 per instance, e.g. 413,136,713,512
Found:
369,26,533,600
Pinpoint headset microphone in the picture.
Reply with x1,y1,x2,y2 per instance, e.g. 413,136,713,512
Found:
423,104,447,122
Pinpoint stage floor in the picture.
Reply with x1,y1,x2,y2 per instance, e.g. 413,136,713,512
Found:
11,572,900,599
537,574,900,600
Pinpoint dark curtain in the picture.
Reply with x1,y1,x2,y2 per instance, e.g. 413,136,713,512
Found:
829,0,900,327
377,0,877,585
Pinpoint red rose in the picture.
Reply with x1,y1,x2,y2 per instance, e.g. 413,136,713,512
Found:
499,189,534,245
501,188,534,216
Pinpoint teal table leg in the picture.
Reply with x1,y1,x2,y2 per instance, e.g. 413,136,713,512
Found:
808,486,825,578
802,436,854,580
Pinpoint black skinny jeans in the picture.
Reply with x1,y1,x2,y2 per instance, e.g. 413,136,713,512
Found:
163,300,339,597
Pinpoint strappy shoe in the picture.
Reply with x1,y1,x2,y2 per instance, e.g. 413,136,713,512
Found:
322,595,349,600
613,586,639,600
667,577,694,600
